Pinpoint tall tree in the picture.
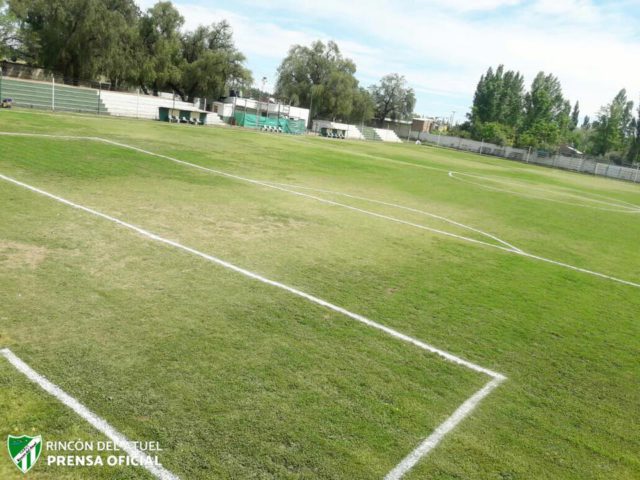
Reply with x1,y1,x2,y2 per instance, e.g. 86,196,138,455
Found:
591,89,634,156
275,40,364,121
95,0,141,89
9,0,140,82
0,0,19,59
137,1,184,95
369,73,415,122
469,65,524,129
348,87,375,124
520,72,571,148
570,101,580,130
627,106,640,164
177,21,251,103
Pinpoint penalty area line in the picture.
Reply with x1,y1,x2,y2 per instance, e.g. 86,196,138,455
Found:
0,348,180,480
0,172,505,479
2,132,637,288
0,132,521,254
385,376,504,480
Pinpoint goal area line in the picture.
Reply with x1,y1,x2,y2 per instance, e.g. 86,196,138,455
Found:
0,171,505,479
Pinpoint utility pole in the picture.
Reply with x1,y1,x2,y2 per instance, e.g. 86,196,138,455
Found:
309,88,314,132
259,76,267,130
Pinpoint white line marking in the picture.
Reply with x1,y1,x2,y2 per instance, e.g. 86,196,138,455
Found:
0,132,521,253
4,132,638,289
0,172,505,479
0,172,502,379
385,376,504,480
290,135,640,213
448,171,640,213
261,180,523,253
3,131,640,292
0,348,180,480
451,171,640,209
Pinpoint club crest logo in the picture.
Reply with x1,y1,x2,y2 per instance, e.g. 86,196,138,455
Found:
7,435,42,473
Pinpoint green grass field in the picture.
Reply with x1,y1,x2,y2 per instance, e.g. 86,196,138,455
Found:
1,109,639,479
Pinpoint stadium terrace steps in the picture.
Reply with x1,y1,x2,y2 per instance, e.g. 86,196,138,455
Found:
355,125,402,142
0,77,226,125
0,78,108,114
373,127,402,143
358,126,381,141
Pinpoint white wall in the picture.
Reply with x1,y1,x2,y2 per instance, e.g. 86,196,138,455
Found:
100,90,224,125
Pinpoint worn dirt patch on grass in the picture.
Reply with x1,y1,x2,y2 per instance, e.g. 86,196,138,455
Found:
0,241,48,269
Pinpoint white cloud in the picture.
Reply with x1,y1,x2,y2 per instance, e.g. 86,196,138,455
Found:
136,0,640,117
440,0,524,12
530,0,599,21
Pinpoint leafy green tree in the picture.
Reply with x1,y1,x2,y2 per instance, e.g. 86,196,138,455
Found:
567,126,591,153
581,115,591,129
137,1,184,95
369,73,415,122
519,72,571,148
9,0,140,82
348,87,375,124
519,120,562,149
475,121,516,146
627,114,640,164
469,65,524,129
590,89,634,156
0,0,19,59
275,40,363,121
95,0,141,89
570,101,580,130
177,21,251,103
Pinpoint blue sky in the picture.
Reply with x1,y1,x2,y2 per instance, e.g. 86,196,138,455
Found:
137,0,640,120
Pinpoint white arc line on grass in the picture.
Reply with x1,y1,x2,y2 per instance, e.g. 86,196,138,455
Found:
448,171,640,213
0,172,505,479
96,137,522,253
291,136,640,214
1,132,639,289
0,132,520,253
261,180,523,253
0,348,180,480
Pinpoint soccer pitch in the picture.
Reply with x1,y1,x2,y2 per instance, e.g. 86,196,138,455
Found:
1,111,639,479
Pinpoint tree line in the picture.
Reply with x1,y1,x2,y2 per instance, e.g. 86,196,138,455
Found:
459,65,640,164
274,40,415,124
0,0,416,123
2,0,251,104
2,1,636,162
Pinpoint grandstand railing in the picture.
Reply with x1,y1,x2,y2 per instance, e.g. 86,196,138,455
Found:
0,61,202,119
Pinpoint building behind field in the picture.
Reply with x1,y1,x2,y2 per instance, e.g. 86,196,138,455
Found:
213,96,309,134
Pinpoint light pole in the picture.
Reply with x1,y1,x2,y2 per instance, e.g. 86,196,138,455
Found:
450,110,456,127
308,82,315,132
259,76,267,130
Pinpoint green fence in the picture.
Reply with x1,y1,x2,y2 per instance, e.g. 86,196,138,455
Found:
234,112,305,134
